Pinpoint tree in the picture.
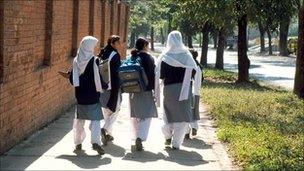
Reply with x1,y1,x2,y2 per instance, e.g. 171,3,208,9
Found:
128,0,171,50
207,0,234,70
257,20,266,52
251,0,267,53
128,0,150,47
173,0,211,66
234,0,251,82
177,16,197,48
215,28,226,69
252,0,298,55
294,0,304,98
277,0,298,56
263,0,279,55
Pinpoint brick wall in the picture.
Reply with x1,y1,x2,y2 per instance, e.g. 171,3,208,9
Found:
0,0,130,154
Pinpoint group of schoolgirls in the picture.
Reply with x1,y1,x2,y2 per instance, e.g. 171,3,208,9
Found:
61,30,202,155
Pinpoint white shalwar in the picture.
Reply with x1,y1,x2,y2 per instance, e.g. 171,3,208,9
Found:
131,118,152,141
101,108,119,136
73,119,101,145
162,115,188,148
187,121,199,134
162,122,188,148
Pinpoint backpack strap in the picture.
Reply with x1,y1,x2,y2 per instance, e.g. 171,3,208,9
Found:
106,51,117,90
130,55,143,66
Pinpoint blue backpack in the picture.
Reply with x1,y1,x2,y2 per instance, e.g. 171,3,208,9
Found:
118,56,148,93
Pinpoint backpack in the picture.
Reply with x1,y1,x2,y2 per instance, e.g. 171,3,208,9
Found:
118,55,148,93
99,51,117,89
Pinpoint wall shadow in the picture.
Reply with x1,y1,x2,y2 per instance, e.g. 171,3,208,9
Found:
0,108,75,171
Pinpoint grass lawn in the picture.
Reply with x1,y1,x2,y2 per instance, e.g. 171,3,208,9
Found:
201,67,304,170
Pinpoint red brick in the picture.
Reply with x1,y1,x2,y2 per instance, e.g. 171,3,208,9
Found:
0,0,129,154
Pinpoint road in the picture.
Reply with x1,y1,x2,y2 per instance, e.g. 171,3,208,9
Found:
154,43,296,90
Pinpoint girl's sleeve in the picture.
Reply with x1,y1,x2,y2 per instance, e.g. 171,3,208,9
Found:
160,61,166,79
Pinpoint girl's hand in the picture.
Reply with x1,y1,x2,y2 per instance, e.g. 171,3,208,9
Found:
58,71,70,79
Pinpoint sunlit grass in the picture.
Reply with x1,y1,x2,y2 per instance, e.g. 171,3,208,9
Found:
202,67,304,170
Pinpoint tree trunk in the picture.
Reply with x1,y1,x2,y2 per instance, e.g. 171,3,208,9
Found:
213,35,218,49
267,29,273,55
150,26,155,51
200,22,210,66
168,17,172,34
130,31,136,48
187,34,193,48
258,21,266,52
215,28,226,70
237,14,250,83
279,17,290,56
294,2,304,98
135,34,139,42
161,27,165,45
199,33,202,47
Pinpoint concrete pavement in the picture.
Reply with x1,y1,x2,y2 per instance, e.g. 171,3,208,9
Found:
1,94,236,170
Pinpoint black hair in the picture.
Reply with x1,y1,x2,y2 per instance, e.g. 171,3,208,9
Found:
131,37,149,56
98,35,120,57
189,48,198,59
107,35,120,46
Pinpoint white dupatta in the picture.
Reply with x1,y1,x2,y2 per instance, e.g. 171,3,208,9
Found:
155,31,202,107
72,36,102,92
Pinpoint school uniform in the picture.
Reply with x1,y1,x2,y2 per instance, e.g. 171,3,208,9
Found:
70,36,103,148
98,46,122,137
129,52,158,141
155,31,202,149
187,59,203,135
160,62,192,147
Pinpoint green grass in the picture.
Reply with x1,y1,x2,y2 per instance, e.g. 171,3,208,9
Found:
202,67,304,170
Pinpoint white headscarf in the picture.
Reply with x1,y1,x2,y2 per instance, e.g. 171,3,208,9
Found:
72,36,102,92
155,31,202,106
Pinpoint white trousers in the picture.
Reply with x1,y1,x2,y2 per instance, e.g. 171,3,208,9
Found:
131,118,152,141
186,121,199,133
162,121,188,148
73,119,101,146
102,108,119,136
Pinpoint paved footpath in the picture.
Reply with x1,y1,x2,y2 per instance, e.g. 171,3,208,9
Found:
1,94,237,170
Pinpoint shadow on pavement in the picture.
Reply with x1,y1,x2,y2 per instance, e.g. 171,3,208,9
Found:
122,146,166,163
103,142,126,157
164,148,208,166
182,138,212,149
56,150,111,169
0,109,75,171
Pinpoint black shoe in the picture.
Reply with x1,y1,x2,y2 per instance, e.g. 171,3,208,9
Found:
184,133,190,139
135,138,143,151
106,134,114,142
92,143,105,155
165,138,172,146
101,128,107,146
192,128,197,136
75,144,82,151
172,146,179,150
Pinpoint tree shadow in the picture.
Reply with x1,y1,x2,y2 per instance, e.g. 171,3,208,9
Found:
56,150,111,169
182,138,212,150
164,148,208,166
204,79,287,93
